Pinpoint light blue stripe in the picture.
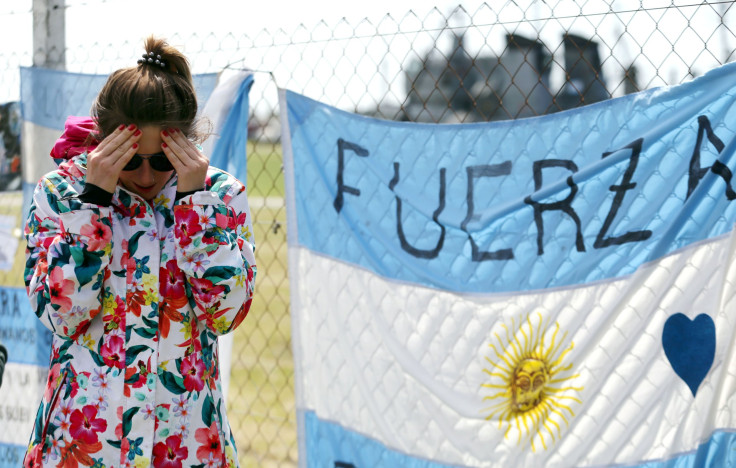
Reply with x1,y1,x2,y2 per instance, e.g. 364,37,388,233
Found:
0,286,51,367
0,443,28,468
303,411,461,468
285,61,736,293
20,67,218,130
209,73,254,184
20,68,108,128
302,411,736,468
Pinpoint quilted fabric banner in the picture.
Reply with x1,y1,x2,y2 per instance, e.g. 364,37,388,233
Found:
280,62,736,467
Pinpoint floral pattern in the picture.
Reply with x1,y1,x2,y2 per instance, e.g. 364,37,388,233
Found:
24,152,256,467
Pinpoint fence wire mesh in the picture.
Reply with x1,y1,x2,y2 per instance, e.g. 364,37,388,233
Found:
1,1,735,466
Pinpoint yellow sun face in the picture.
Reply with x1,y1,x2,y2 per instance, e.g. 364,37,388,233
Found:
512,357,549,412
482,313,582,451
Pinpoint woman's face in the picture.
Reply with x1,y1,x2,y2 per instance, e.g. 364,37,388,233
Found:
117,125,174,201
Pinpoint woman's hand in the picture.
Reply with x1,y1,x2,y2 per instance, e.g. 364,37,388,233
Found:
160,128,209,193
86,124,141,193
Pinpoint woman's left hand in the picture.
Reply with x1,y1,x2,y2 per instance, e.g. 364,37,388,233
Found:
160,128,209,193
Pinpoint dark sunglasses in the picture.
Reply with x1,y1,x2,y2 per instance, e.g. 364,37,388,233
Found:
123,152,175,172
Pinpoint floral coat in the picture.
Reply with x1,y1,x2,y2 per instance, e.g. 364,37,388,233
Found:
23,151,256,468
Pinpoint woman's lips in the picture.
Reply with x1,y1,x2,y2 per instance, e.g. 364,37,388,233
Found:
134,183,155,192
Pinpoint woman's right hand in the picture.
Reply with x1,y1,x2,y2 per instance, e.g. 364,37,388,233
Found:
85,124,141,193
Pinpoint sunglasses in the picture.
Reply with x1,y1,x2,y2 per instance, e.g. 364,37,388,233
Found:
123,152,175,172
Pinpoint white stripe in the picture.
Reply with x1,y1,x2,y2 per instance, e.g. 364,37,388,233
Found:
291,231,736,467
0,362,47,445
21,122,62,184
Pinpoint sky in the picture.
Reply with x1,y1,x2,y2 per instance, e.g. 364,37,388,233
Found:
0,0,489,103
1,1,733,107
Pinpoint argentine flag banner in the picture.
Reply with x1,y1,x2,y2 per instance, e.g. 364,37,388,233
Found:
280,62,736,468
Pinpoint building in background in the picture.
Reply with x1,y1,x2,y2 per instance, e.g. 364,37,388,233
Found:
556,33,609,111
477,33,554,120
401,31,639,123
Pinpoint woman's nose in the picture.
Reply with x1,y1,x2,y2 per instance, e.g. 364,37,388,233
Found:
139,161,156,184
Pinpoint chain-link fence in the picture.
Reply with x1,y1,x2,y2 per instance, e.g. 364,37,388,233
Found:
1,1,735,466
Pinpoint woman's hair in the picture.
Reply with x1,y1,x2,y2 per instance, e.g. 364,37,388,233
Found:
91,36,204,142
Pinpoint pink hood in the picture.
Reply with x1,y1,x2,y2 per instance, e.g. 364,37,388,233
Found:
50,116,99,162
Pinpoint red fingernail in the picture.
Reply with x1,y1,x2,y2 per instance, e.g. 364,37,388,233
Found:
132,143,138,149
128,124,136,131
162,130,169,137
133,129,141,136
118,124,126,131
162,142,168,148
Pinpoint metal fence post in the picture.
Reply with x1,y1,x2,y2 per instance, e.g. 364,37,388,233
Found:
32,0,65,70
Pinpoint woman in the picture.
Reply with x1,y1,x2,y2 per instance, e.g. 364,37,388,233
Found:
23,36,256,467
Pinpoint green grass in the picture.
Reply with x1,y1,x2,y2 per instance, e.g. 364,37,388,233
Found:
246,140,285,199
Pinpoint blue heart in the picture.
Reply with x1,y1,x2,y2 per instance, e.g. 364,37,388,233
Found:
662,313,716,397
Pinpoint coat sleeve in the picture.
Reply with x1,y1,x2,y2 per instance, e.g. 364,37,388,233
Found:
24,177,114,340
173,184,256,336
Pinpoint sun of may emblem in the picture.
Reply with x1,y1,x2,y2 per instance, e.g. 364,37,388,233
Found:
481,312,583,451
